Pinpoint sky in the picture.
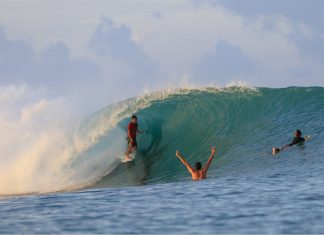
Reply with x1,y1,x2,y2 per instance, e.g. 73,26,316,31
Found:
0,1,324,194
0,0,324,106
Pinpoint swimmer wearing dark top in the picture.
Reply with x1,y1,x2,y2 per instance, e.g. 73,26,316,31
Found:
272,130,305,154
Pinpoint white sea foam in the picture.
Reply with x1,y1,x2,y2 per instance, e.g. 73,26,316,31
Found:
0,83,258,195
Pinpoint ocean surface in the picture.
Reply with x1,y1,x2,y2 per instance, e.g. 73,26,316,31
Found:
1,86,324,233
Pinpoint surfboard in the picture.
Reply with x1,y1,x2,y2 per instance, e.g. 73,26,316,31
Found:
122,153,135,163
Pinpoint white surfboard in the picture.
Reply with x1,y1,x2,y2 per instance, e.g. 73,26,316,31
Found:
121,153,135,163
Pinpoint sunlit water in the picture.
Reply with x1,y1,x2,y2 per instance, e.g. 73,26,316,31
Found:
1,151,324,234
1,87,323,233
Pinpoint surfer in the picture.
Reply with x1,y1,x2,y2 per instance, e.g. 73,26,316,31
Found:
175,146,216,180
272,129,306,155
124,115,144,161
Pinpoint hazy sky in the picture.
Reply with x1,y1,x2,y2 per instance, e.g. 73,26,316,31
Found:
1,0,323,196
0,0,323,103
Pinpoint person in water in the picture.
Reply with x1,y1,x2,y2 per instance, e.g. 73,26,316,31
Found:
175,146,216,180
272,129,305,155
125,115,144,161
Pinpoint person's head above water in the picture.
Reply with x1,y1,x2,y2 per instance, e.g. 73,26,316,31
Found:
295,129,302,137
194,162,202,170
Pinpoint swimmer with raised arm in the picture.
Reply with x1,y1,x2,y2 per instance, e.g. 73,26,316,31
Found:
175,146,216,180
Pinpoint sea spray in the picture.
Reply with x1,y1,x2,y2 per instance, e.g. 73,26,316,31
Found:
1,85,323,195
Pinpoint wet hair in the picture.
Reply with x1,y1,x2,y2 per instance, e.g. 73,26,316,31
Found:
195,162,202,170
295,129,302,136
132,115,137,120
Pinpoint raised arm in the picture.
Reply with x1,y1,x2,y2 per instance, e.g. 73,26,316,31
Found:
176,151,194,174
202,146,216,174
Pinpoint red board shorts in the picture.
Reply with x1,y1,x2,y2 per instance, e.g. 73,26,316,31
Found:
128,137,137,148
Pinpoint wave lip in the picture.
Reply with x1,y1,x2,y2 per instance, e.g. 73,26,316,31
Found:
1,86,323,196
95,86,324,187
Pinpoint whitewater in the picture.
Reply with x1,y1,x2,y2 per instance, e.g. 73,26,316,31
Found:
1,86,324,233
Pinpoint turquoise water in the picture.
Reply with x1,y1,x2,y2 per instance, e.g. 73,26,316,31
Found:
1,87,324,233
